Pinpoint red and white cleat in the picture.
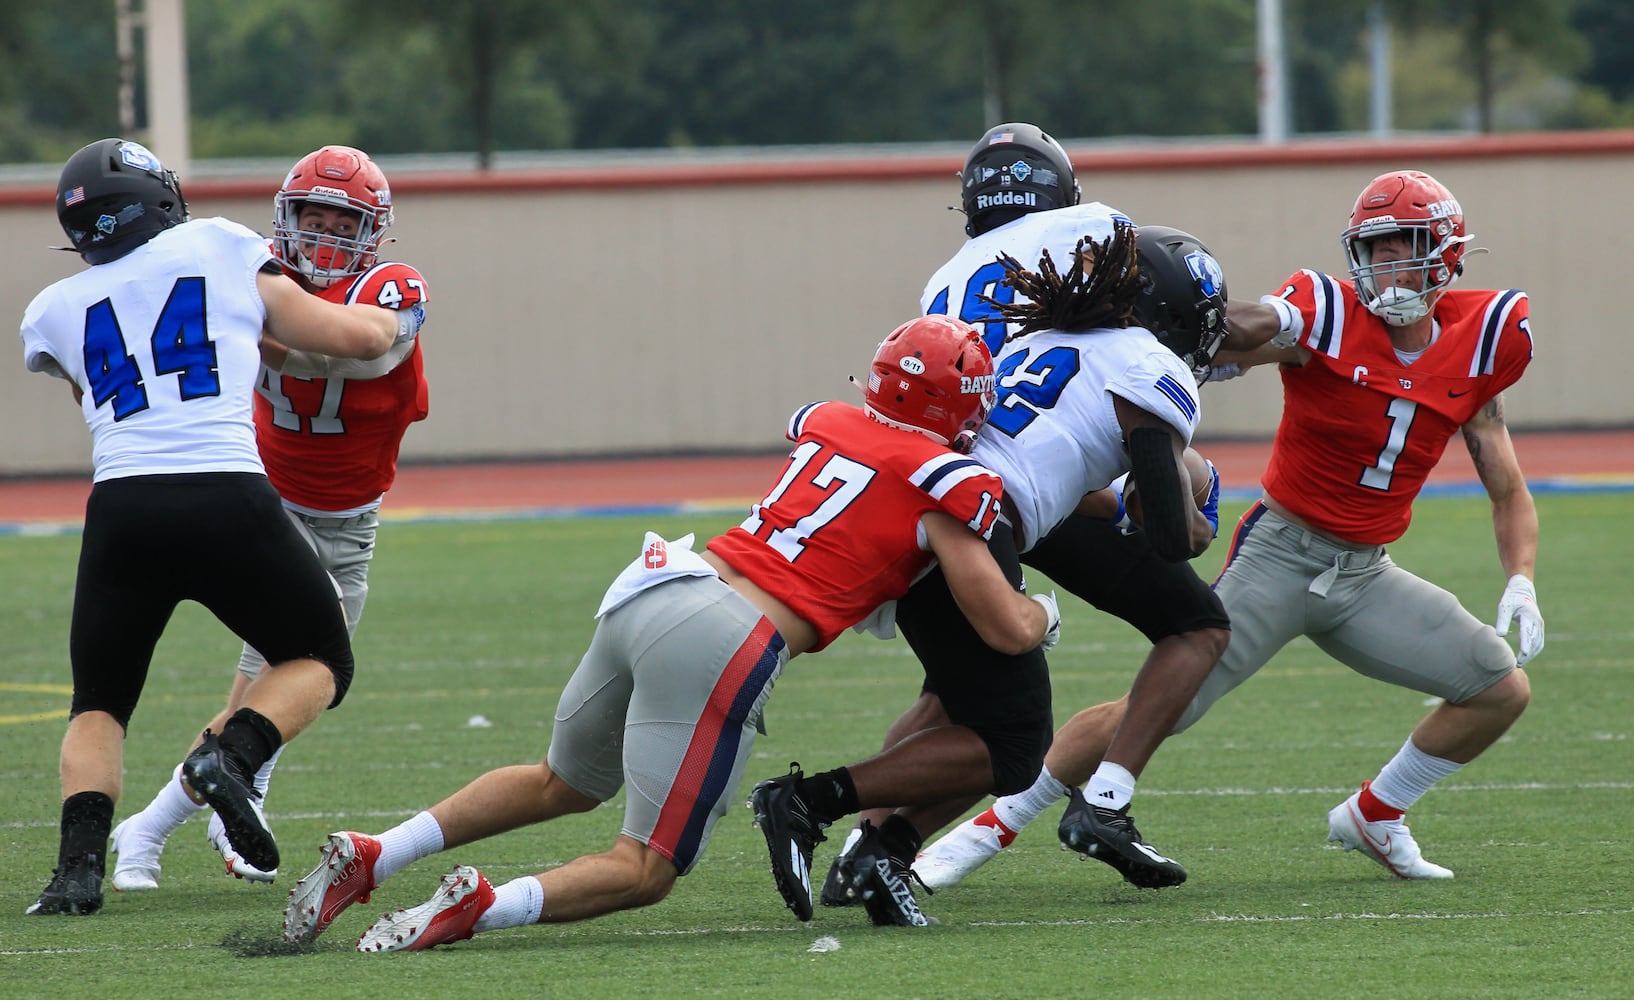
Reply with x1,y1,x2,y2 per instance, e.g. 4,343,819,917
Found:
282,831,383,943
357,866,496,953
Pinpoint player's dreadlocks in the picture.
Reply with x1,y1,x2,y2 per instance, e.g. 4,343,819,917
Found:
983,219,1143,342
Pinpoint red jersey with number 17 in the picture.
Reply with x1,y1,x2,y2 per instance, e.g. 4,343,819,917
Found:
1261,269,1532,545
707,401,1005,651
254,261,430,511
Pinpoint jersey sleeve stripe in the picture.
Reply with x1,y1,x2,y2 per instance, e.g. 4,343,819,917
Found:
1153,373,1199,421
1472,289,1525,377
342,261,397,305
787,401,824,441
1310,270,1346,358
911,454,996,500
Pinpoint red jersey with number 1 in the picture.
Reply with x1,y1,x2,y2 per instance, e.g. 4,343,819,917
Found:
707,401,1005,652
1262,269,1532,545
254,261,430,511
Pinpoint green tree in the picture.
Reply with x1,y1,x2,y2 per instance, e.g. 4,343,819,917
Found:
1572,0,1634,101
0,1,120,163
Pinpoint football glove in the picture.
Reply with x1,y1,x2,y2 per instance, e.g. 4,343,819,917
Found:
393,302,427,345
1494,574,1544,667
1031,591,1062,652
1199,459,1221,537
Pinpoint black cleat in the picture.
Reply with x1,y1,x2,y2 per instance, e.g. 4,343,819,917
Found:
748,763,826,922
1058,786,1186,889
182,731,279,873
847,820,935,927
819,827,863,908
27,853,104,915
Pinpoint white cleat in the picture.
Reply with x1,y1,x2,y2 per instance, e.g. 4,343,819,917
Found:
357,866,496,953
208,810,277,883
913,816,1009,889
109,817,163,892
1327,788,1454,880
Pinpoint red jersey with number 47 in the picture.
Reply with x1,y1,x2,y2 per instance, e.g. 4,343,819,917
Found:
1262,269,1532,545
254,261,430,511
707,401,1005,651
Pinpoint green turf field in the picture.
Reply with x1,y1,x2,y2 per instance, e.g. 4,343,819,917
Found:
2,493,1629,998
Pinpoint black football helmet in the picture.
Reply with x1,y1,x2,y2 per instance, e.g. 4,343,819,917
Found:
56,138,189,264
1132,225,1229,382
959,122,1080,237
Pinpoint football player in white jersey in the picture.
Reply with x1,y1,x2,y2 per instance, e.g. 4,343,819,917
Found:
754,124,1231,927
108,145,431,891
20,138,421,916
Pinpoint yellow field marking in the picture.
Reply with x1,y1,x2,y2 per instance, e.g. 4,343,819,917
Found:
0,682,72,725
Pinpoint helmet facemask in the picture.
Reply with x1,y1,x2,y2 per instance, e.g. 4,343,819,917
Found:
1343,223,1467,327
275,195,383,289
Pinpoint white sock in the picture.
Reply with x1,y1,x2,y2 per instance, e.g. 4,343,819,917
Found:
251,744,285,798
473,875,545,933
1083,762,1137,812
1369,739,1463,813
992,765,1069,832
373,811,446,883
131,764,208,840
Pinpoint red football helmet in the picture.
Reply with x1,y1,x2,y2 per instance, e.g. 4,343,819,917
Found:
273,145,393,288
863,316,996,453
1341,169,1471,326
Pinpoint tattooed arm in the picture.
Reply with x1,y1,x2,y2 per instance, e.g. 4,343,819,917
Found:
1462,394,1539,581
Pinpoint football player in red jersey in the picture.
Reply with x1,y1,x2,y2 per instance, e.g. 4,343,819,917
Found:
109,146,431,891
278,316,1061,951
1209,169,1541,879
941,169,1541,885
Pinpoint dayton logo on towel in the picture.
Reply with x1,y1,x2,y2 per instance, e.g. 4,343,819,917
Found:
643,539,668,569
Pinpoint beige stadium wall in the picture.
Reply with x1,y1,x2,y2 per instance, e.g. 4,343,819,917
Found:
4,131,1633,476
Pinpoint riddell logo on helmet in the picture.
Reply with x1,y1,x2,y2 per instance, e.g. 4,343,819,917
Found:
975,191,1037,210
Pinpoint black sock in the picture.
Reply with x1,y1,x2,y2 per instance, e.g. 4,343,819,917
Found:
796,767,859,824
878,814,924,867
59,791,114,868
216,708,283,783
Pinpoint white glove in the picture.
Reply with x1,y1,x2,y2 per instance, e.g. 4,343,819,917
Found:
1031,591,1061,652
1495,574,1544,667
393,302,427,345
1202,362,1243,383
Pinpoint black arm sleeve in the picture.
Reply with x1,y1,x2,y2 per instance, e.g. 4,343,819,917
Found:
1126,425,1191,562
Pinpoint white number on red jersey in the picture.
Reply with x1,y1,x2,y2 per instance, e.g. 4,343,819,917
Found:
739,440,877,561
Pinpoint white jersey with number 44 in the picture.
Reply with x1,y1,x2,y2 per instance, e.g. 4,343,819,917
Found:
21,218,274,482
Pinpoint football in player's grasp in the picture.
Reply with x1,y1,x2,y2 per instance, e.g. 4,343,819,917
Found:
1121,447,1214,527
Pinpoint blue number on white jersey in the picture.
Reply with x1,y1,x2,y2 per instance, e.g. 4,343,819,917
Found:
83,276,221,421
987,345,1082,436
928,258,1016,356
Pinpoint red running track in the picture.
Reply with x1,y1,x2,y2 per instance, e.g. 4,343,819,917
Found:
2,429,1630,526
